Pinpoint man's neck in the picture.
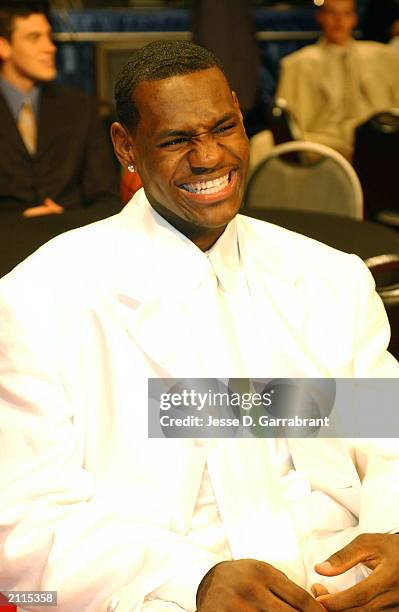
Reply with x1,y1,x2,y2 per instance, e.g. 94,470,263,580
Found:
323,36,354,48
0,68,35,95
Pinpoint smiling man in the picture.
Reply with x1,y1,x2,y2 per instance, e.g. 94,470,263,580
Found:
111,46,249,251
0,1,119,215
0,40,399,612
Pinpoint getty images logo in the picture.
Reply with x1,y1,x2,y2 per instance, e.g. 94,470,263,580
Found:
148,378,336,438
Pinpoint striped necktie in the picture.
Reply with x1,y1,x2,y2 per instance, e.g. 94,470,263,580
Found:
342,50,359,121
17,99,37,155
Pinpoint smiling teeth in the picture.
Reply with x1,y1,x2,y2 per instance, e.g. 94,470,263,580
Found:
181,173,230,194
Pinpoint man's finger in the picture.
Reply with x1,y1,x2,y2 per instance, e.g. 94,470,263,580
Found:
263,598,304,612
22,204,55,217
315,568,385,611
311,583,330,597
270,577,326,611
318,589,399,612
22,202,64,217
43,198,65,213
315,534,376,576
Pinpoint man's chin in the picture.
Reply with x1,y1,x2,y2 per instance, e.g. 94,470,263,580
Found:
148,191,242,233
192,198,242,228
35,70,57,83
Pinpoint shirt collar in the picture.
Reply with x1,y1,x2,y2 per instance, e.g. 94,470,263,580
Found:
318,36,357,56
128,189,242,299
206,217,241,293
0,78,40,121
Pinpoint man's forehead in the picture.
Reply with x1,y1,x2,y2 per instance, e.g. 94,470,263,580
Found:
135,67,229,97
133,68,234,118
12,13,50,34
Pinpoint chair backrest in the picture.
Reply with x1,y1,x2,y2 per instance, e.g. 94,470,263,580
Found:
244,140,364,219
268,97,302,146
353,109,399,220
365,254,399,358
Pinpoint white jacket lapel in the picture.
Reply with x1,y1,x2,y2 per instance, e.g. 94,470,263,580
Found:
208,439,307,586
115,193,211,378
288,438,361,516
118,293,204,377
238,218,332,377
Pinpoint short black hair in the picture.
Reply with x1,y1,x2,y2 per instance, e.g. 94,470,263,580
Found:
114,39,227,132
0,2,50,40
318,0,357,12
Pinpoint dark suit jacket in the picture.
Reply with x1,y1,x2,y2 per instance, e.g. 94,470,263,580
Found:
0,83,120,212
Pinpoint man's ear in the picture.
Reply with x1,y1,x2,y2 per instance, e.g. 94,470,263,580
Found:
0,36,11,62
110,122,136,169
231,91,244,122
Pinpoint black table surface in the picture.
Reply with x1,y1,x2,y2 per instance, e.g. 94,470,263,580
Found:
0,202,121,279
2,205,399,280
243,208,399,261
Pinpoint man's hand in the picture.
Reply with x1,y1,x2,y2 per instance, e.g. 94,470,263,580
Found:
196,558,325,611
313,533,399,610
22,197,64,217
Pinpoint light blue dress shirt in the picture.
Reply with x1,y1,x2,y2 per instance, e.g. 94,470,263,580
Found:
0,78,40,121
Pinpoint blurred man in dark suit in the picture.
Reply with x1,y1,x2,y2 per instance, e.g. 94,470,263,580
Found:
0,1,119,217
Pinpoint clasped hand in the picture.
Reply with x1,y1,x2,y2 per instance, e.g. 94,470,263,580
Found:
196,534,399,611
22,197,64,217
196,558,324,611
313,533,399,611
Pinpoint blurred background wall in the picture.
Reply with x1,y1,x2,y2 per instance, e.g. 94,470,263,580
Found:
50,0,369,125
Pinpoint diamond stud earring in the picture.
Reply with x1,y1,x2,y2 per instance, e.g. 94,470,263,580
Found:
127,164,136,173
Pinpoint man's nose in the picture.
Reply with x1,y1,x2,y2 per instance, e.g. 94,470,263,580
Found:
45,35,57,53
187,135,223,174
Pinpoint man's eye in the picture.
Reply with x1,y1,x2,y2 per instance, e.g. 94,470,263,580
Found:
159,138,189,148
214,124,236,134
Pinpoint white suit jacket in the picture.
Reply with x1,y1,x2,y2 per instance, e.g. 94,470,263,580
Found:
276,39,399,158
0,190,398,612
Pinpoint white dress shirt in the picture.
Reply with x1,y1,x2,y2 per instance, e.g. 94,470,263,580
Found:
143,206,299,610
